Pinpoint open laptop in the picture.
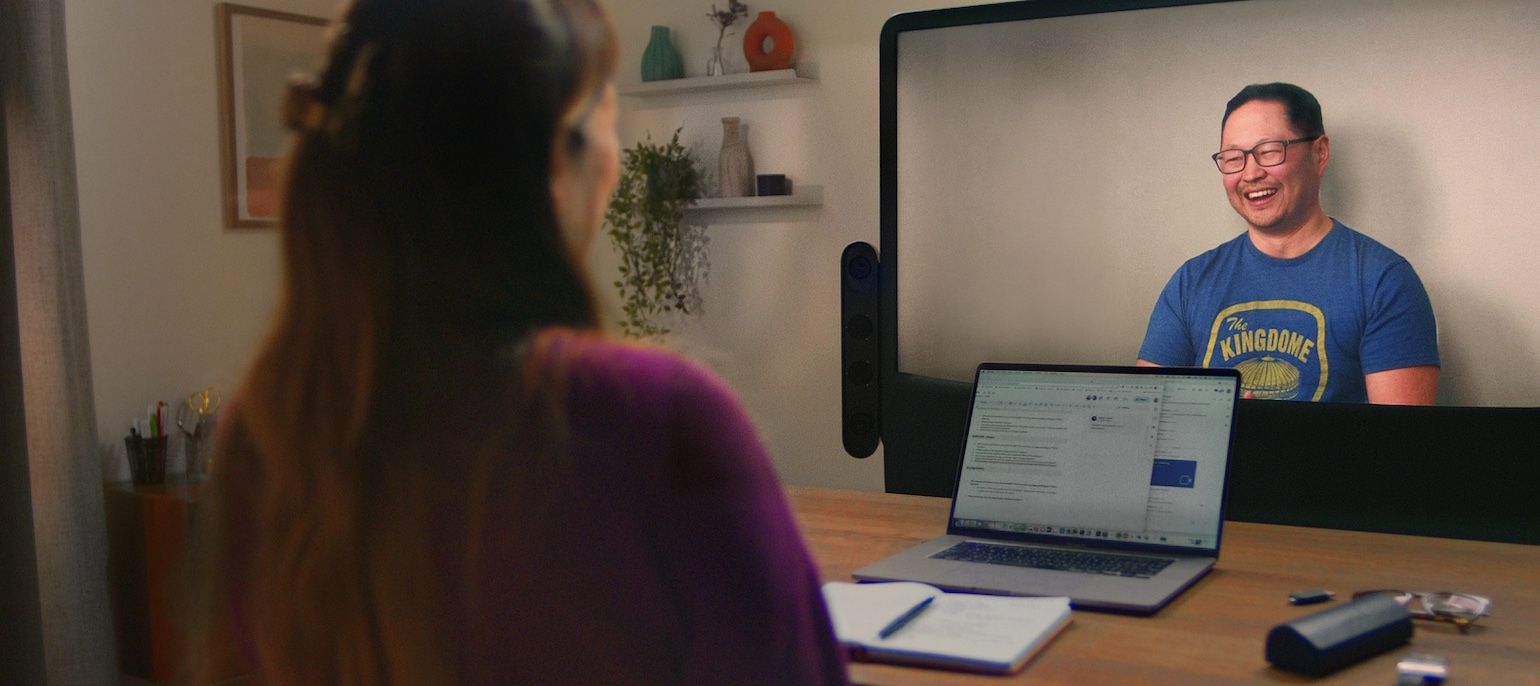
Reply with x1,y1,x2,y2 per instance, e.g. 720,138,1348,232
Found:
854,363,1241,615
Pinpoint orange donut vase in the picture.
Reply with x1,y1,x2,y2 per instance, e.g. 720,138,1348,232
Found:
742,11,794,72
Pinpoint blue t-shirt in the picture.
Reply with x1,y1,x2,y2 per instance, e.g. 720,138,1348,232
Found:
1138,221,1438,403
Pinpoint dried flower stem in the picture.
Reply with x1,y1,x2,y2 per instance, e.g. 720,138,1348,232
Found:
707,0,749,51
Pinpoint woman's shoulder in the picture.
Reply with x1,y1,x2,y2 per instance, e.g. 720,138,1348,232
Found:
529,328,737,405
532,327,695,375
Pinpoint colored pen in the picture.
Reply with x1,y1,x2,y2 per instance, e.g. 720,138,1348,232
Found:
877,596,935,639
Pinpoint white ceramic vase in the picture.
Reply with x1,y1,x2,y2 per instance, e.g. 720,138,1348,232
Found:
718,117,754,197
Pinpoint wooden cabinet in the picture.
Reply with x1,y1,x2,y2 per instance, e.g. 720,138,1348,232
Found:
104,479,202,683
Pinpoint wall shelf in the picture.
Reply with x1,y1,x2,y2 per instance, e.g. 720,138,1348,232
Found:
618,69,814,97
683,185,822,219
621,68,821,222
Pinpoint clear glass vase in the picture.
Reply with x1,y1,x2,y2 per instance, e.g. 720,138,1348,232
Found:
707,44,726,76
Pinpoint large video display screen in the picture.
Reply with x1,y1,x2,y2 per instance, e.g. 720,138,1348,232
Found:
887,0,1540,407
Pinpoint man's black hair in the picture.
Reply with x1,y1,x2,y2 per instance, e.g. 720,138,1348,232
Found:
1222,82,1324,138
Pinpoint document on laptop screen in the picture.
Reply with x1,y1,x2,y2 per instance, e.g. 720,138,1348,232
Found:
951,369,1233,550
1142,376,1233,541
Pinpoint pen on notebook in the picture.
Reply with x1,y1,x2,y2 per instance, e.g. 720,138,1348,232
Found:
877,596,935,639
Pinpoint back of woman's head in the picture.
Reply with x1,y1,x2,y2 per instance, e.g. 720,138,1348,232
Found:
253,0,618,469
191,2,619,684
281,0,617,340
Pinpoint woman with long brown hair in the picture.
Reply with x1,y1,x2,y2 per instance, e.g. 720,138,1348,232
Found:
186,0,848,683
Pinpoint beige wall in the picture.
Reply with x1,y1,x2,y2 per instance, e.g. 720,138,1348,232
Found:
599,0,1540,490
67,0,1001,491
102,0,1540,492
68,0,1540,492
66,0,333,479
595,0,1021,491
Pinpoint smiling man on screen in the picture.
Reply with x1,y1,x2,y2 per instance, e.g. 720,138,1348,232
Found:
1137,83,1439,404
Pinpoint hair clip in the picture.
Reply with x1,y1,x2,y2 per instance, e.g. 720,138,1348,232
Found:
343,43,377,99
281,76,329,133
280,40,378,139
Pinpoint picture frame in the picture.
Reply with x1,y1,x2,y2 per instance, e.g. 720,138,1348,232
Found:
216,3,329,228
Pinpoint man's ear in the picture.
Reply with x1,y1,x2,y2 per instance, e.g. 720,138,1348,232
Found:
1313,135,1330,175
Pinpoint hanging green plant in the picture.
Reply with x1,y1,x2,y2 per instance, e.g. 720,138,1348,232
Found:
605,128,709,339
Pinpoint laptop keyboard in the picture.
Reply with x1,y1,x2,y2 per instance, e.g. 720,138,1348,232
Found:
931,541,1176,579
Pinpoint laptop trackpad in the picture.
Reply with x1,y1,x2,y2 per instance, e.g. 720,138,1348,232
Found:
932,564,1087,596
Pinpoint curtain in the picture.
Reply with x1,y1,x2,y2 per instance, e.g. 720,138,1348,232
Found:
1,0,118,682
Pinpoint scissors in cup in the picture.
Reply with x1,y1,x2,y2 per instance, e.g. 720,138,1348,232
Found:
176,386,221,438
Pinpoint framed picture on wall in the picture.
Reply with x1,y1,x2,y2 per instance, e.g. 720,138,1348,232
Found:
216,3,329,228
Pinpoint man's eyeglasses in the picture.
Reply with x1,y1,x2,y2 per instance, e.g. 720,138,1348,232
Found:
1211,136,1320,174
1351,590,1491,633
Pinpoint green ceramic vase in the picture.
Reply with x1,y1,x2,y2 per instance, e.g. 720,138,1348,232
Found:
641,26,683,82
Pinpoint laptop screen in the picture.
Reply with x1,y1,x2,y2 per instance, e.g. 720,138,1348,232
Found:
949,365,1239,553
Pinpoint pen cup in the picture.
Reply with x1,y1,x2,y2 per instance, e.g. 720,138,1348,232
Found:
183,417,216,482
126,435,169,484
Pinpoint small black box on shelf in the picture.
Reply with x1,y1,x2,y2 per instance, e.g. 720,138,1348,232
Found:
756,174,791,196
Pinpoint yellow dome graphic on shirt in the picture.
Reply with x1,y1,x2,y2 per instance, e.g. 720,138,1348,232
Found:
1203,300,1329,401
1235,356,1300,400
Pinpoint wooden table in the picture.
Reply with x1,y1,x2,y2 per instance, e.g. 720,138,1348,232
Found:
787,486,1540,685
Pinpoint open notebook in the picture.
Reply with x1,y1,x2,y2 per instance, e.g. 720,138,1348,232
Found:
821,581,1071,674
